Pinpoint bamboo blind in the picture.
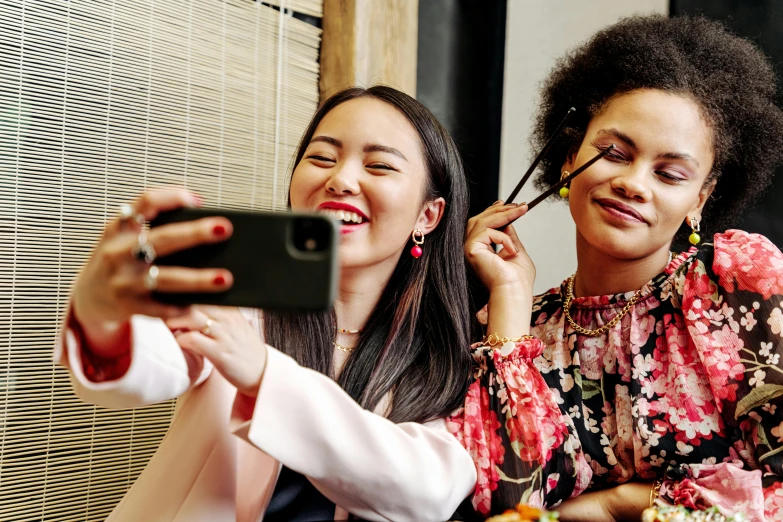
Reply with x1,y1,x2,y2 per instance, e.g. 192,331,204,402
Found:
0,0,321,520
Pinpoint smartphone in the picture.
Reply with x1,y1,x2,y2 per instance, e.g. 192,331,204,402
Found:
149,208,339,311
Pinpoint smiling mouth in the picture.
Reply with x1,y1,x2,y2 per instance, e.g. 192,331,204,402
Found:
318,208,368,225
595,199,646,223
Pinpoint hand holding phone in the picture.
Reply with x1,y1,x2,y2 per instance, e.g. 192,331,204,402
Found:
150,208,339,311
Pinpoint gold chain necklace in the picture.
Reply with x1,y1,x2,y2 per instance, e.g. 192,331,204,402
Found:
563,251,674,337
333,327,361,352
333,341,354,353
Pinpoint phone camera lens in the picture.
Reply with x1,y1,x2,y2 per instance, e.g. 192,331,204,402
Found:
293,217,330,253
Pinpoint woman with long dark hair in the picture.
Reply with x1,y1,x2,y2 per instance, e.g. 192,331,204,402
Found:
56,86,476,521
452,15,783,521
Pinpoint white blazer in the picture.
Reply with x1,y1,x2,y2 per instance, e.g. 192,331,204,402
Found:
54,313,476,522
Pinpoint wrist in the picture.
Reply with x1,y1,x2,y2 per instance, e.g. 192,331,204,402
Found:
486,285,533,338
487,281,534,298
71,304,131,360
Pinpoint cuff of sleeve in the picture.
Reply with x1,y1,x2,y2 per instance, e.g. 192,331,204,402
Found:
229,346,288,446
66,312,132,382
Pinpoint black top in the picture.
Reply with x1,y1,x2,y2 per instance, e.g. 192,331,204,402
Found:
264,465,338,522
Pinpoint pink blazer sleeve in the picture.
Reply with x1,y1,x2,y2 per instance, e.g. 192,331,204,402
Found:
230,347,477,522
54,312,212,409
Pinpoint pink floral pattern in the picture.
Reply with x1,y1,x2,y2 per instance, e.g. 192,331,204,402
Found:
449,231,783,520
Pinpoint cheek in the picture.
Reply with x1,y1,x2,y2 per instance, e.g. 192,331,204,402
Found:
288,166,315,209
567,175,595,213
367,178,425,222
655,195,693,231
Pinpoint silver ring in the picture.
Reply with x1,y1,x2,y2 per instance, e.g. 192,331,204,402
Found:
201,318,214,337
131,232,157,264
143,265,159,291
119,203,145,229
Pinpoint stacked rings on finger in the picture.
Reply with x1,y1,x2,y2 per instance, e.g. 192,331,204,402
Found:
143,265,160,291
131,231,157,264
118,203,145,230
118,204,158,264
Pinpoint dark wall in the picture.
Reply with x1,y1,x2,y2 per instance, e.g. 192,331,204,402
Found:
671,0,783,246
416,0,506,219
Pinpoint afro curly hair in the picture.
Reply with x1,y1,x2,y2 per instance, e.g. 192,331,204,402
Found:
532,15,783,239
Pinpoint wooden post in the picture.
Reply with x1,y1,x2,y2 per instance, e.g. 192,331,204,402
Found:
320,0,419,100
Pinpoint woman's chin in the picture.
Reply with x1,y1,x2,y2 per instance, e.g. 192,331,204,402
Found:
580,227,656,261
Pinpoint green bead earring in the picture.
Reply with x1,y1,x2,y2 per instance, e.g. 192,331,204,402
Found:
688,216,701,246
559,171,570,199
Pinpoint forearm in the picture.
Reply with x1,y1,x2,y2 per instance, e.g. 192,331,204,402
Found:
557,483,651,522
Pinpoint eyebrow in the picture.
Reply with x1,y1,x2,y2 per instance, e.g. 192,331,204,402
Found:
596,128,700,168
309,135,408,161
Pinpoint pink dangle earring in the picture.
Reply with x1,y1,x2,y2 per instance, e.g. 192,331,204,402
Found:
410,229,424,259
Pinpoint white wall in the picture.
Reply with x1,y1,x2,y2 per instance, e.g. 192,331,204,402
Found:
500,0,668,293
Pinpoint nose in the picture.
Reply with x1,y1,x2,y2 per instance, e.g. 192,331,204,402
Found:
610,164,652,202
325,162,361,195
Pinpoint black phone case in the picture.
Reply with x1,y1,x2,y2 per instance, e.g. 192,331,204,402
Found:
150,208,339,311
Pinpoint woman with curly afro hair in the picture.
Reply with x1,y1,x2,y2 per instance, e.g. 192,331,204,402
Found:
450,14,783,521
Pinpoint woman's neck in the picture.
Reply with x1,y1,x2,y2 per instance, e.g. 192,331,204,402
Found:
334,256,398,332
573,231,672,298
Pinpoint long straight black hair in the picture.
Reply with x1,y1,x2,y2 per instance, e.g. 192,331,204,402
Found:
264,86,472,424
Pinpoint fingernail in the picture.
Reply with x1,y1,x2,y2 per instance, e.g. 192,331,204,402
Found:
492,200,503,206
213,224,227,236
191,195,203,207
510,244,519,254
213,275,226,286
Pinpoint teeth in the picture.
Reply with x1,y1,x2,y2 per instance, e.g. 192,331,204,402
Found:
319,209,365,224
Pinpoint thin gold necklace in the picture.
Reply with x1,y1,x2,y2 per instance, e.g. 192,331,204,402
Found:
563,251,674,337
337,328,362,334
333,340,354,353
334,327,361,352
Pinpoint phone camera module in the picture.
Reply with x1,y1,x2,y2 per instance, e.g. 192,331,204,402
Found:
293,217,330,253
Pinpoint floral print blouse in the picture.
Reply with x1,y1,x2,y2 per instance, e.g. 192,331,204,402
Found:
448,231,783,521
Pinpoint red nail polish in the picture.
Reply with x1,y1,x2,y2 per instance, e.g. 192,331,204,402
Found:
213,275,226,286
213,225,226,236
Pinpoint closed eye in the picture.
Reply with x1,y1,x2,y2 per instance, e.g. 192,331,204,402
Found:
367,163,398,172
656,171,686,182
603,149,628,163
592,142,628,162
308,155,334,161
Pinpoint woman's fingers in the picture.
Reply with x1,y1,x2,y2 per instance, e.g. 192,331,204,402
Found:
466,228,517,257
173,330,219,358
133,187,201,221
145,265,233,294
147,217,233,258
467,203,528,237
165,307,212,332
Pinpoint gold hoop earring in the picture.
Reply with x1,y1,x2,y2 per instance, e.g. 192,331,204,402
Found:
559,171,570,198
410,229,424,259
